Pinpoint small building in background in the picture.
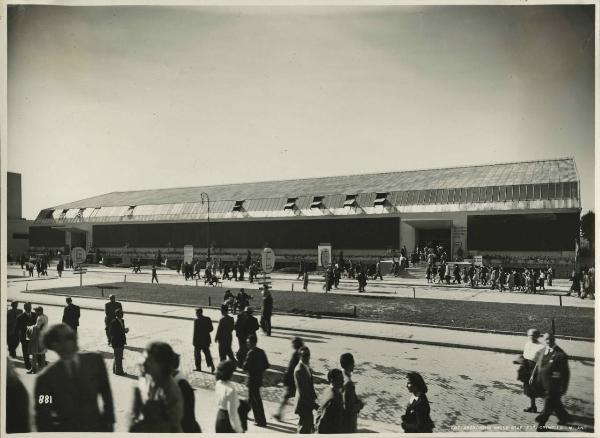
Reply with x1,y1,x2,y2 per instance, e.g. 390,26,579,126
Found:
7,172,33,261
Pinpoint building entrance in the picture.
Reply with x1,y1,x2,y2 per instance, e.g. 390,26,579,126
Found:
417,228,451,253
71,232,87,249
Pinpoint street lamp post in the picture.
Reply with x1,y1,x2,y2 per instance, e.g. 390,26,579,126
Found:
200,192,210,261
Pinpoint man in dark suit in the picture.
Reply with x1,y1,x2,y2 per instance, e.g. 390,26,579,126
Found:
340,352,364,433
530,332,572,431
62,297,80,332
151,265,159,284
193,308,215,373
35,323,115,431
215,304,235,362
294,346,319,434
16,302,38,370
109,309,128,375
104,295,122,345
7,301,23,358
274,337,304,421
242,334,270,427
235,306,259,365
261,287,273,336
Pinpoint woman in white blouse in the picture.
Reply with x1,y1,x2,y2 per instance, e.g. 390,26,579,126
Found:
215,360,243,433
27,306,48,374
522,328,545,413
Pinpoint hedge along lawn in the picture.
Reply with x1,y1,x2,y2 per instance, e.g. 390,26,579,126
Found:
36,282,594,339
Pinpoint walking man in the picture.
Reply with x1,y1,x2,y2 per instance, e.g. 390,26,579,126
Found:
303,266,309,291
274,337,304,421
7,301,22,358
530,333,572,431
109,309,128,375
340,352,364,433
297,258,305,280
16,302,37,370
261,287,273,336
193,308,215,373
215,304,236,362
151,265,159,284
294,346,319,433
243,334,270,427
35,323,115,431
104,295,122,345
375,259,383,280
62,297,81,332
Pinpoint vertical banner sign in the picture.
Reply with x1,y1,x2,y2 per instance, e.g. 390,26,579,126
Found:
474,255,483,266
262,248,275,273
318,243,332,268
184,245,194,264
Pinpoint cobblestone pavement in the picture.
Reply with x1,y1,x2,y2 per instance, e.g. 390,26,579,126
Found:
12,305,594,433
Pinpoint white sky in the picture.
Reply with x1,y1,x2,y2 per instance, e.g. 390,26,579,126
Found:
7,5,595,218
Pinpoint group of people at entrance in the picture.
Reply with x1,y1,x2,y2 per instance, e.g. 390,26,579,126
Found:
426,264,556,293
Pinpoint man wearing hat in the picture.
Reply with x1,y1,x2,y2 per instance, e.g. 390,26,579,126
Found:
16,302,38,370
109,309,128,375
104,295,122,346
520,328,544,412
529,332,572,430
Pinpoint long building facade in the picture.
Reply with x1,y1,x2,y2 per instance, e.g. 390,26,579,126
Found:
29,158,581,269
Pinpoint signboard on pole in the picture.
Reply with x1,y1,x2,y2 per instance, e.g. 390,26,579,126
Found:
262,248,275,273
71,247,87,265
318,243,332,268
184,245,194,264
474,255,483,267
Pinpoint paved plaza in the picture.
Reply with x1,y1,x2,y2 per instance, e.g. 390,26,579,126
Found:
7,268,595,433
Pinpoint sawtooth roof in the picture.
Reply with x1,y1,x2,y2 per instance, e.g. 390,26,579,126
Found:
52,158,578,209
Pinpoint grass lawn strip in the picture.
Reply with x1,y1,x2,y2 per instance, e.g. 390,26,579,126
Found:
36,282,594,339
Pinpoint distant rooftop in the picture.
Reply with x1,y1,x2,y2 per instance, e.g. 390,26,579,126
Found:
51,158,579,209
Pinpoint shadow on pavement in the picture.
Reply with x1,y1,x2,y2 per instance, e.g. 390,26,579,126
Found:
267,334,326,344
125,345,146,354
569,413,595,427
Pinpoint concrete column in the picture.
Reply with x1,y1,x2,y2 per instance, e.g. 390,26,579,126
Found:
86,229,93,252
400,221,416,254
65,231,72,250
452,214,468,259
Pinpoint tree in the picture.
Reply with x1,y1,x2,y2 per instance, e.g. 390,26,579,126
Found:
581,211,595,248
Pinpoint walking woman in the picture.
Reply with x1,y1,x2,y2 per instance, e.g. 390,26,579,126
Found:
130,342,183,433
215,360,244,433
27,306,48,374
401,372,434,433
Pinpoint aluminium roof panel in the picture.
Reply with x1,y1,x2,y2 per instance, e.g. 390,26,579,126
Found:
49,158,578,210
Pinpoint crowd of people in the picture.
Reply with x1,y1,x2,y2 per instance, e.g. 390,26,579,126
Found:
423,262,595,299
7,280,579,434
6,292,436,434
